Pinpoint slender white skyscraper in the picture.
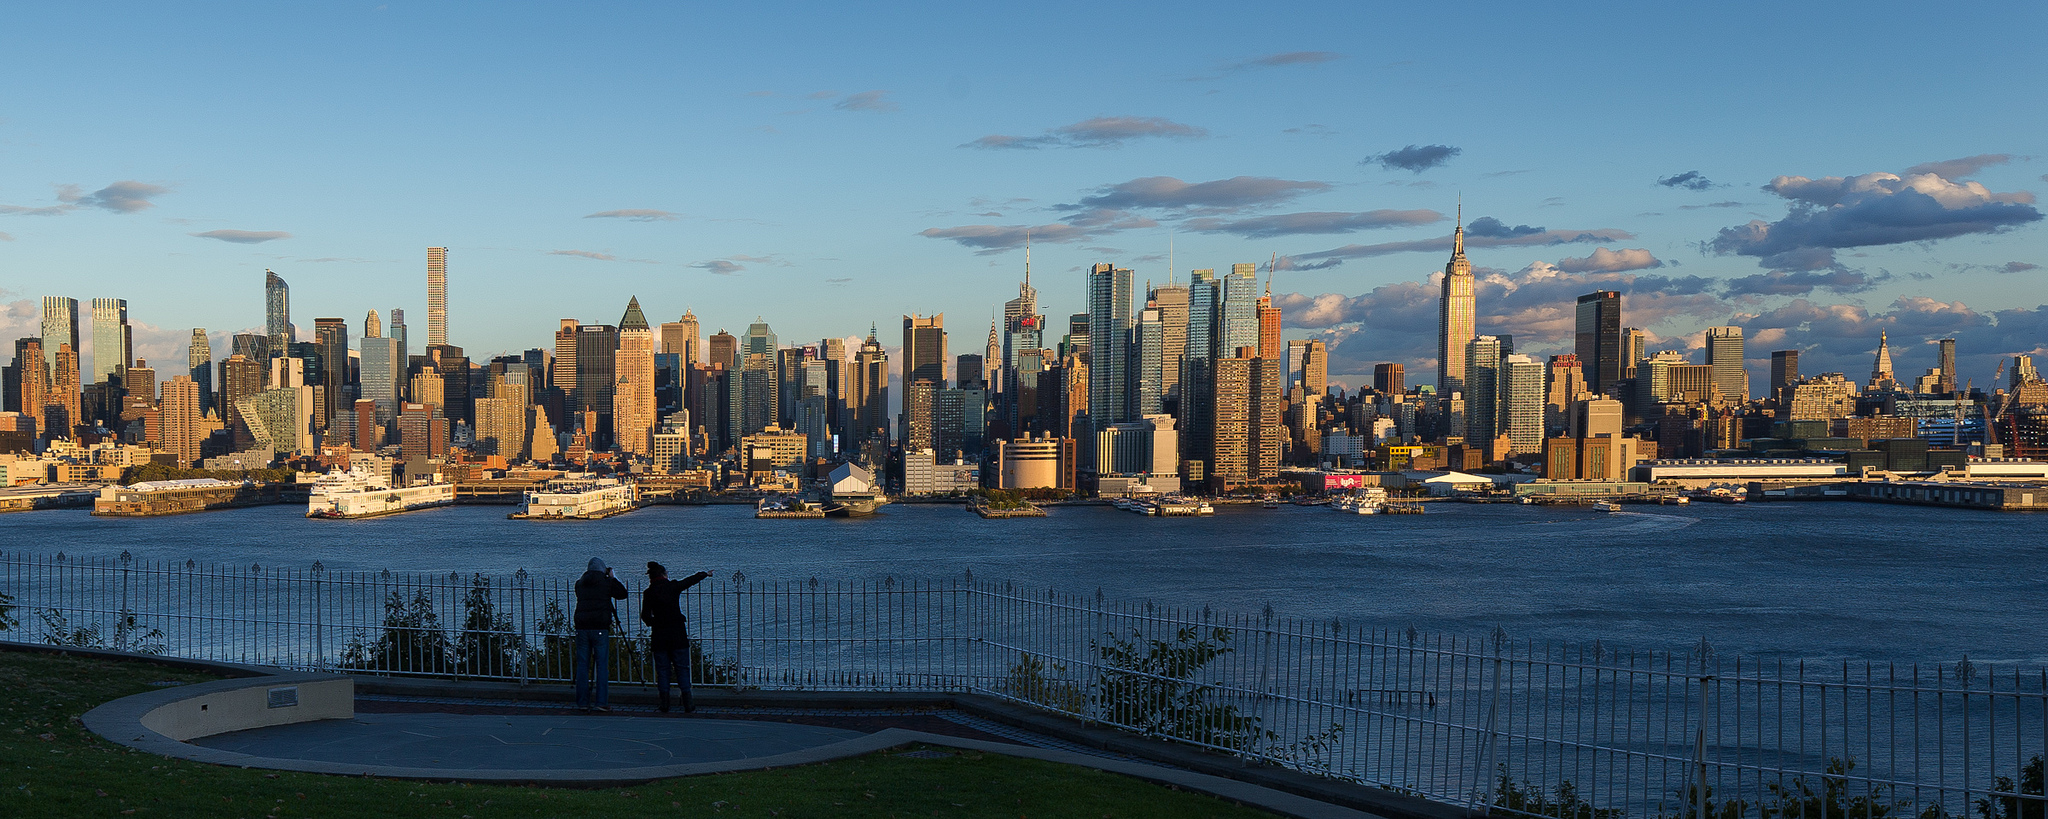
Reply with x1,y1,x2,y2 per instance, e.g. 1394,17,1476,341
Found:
427,247,449,346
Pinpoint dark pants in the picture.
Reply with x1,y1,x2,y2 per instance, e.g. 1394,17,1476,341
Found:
573,629,609,708
651,644,691,710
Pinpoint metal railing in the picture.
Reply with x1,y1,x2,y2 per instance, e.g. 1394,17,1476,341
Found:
2,550,2041,819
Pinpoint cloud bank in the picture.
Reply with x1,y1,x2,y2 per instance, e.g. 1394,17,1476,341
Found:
192,229,290,244
1366,144,1461,173
1708,161,2041,271
964,116,1208,150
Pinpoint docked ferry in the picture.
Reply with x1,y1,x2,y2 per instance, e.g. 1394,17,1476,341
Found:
306,469,455,519
510,476,639,520
1330,487,1390,515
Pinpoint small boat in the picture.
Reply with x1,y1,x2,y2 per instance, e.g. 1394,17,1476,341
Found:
1261,494,1280,509
1594,500,1624,513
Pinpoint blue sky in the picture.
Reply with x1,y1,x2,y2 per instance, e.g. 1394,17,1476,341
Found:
3,1,2044,388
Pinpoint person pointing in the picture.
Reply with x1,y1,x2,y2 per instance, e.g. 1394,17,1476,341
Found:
641,561,713,713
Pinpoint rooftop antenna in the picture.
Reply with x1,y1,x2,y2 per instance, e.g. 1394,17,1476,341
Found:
1266,252,1278,296
1168,231,1175,286
1023,228,1031,289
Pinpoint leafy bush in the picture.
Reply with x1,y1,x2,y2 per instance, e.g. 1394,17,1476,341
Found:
1495,771,1626,819
1760,759,1907,819
1977,756,2044,819
1093,626,1270,751
341,590,453,674
455,574,528,678
1003,653,1085,712
35,608,162,654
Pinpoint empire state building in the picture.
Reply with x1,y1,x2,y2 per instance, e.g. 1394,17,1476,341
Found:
1437,208,1476,397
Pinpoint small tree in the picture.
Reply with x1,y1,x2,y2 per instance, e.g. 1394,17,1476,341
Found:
0,590,17,632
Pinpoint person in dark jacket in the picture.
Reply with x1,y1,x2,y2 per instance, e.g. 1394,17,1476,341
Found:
641,561,713,713
572,557,628,711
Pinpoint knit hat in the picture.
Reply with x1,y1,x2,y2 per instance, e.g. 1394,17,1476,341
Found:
646,561,667,578
588,557,606,573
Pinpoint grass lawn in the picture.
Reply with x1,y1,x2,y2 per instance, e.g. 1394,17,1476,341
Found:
2,650,1280,818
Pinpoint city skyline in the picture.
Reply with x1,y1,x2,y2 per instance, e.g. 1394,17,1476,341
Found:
2,3,2045,390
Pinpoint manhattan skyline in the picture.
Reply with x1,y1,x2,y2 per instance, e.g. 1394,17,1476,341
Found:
2,2,2044,388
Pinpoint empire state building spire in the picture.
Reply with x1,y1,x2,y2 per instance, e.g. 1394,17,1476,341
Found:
1438,201,1477,398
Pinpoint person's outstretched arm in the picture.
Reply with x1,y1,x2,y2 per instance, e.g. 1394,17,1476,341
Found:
677,570,713,592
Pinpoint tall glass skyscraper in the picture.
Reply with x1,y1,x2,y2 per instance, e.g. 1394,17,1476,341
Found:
1465,335,1507,444
360,311,402,422
1705,326,1747,402
264,271,291,356
1218,264,1259,357
41,296,78,371
187,329,212,415
90,297,130,385
1130,306,1163,417
1087,263,1132,425
1574,290,1621,395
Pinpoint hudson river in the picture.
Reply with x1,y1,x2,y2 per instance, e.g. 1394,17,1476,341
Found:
4,501,2041,665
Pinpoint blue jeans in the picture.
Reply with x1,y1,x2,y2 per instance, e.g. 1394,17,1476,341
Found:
651,646,690,706
573,629,609,708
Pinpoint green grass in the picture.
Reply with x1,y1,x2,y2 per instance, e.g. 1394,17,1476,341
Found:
2,651,1279,818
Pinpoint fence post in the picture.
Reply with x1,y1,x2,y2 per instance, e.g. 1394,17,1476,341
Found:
311,561,326,671
1475,626,1507,814
514,568,529,687
1695,638,1715,819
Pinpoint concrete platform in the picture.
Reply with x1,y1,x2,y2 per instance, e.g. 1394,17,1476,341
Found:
190,714,865,770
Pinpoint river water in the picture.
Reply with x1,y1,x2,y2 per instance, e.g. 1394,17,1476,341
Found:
3,501,2041,666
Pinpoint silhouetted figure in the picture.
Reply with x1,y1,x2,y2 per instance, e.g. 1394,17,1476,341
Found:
641,561,713,713
572,557,627,711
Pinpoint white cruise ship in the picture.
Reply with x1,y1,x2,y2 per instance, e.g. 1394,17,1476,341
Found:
306,469,456,519
511,476,639,520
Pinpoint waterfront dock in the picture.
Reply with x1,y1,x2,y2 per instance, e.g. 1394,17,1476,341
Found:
0,483,103,513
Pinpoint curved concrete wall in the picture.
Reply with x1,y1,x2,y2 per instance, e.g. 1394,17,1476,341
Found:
138,676,354,741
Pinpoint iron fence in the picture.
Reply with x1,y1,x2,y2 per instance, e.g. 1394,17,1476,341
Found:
1,550,2040,819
